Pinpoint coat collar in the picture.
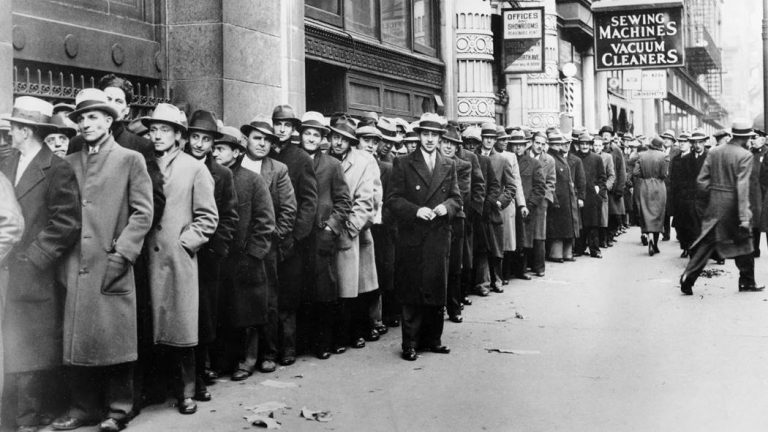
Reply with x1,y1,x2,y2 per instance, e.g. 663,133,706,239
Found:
14,144,54,200
409,149,450,201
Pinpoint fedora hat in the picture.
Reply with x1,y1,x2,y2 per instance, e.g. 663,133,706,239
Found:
462,125,482,142
3,96,55,130
67,88,119,122
677,132,690,142
547,131,566,144
577,132,594,143
689,128,708,141
413,113,445,134
52,103,75,115
0,117,10,132
48,112,78,139
215,125,245,150
359,111,380,126
508,129,528,145
650,136,665,149
571,126,587,140
141,103,187,132
495,125,510,140
241,116,278,141
356,125,382,139
480,122,497,137
443,124,463,144
329,117,359,143
188,110,223,139
300,111,330,135
731,119,755,137
621,133,635,141
713,129,731,140
404,130,420,142
271,104,301,128
377,117,402,143
661,129,677,141
598,125,614,136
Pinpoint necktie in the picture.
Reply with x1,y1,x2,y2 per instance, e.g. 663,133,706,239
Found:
427,153,434,173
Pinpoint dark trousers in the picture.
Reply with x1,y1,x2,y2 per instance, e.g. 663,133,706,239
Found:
277,309,297,358
663,215,671,239
447,218,465,317
335,297,370,346
260,250,279,362
683,231,756,288
371,224,397,321
510,249,526,277
68,363,134,423
11,371,45,426
528,240,546,273
577,227,600,255
400,304,445,351
237,325,264,371
753,228,763,256
312,302,336,353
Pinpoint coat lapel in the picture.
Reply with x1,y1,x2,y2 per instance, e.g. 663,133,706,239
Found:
425,151,449,202
409,150,432,188
260,157,275,185
15,145,53,200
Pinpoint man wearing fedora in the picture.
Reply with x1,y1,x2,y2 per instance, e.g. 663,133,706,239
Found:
209,126,276,382
681,121,764,295
573,133,607,259
495,126,525,283
50,89,153,432
671,129,709,258
270,104,318,366
184,109,239,400
239,117,296,373
529,132,555,276
142,103,218,415
386,113,461,361
44,112,77,157
0,96,81,432
600,126,627,245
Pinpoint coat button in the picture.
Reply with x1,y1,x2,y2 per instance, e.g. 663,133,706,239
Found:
156,225,162,231
82,199,89,206
154,246,159,252
79,268,88,274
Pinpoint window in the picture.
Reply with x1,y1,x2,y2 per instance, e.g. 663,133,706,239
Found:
413,0,435,53
306,0,340,14
381,0,408,47
345,0,379,38
306,0,342,25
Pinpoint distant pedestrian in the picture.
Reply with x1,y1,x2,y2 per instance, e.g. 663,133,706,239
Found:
633,136,668,256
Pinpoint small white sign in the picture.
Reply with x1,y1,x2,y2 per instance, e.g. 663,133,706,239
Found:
503,8,543,40
622,69,642,91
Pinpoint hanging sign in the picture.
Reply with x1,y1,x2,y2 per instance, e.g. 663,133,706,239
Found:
502,7,545,73
593,3,685,71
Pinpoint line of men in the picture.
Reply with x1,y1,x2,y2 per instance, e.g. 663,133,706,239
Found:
0,73,640,432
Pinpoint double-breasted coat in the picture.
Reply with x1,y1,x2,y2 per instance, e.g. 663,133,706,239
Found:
223,160,275,329
633,148,668,233
692,142,754,258
576,151,607,228
499,151,524,252
386,149,461,306
1,145,80,372
147,147,218,347
372,158,396,295
749,147,764,231
336,149,380,298
546,150,580,240
515,153,545,249
62,137,153,366
307,152,351,302
567,152,586,233
0,170,23,401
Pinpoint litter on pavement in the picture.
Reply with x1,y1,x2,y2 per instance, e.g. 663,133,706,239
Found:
245,413,282,429
301,407,333,422
485,348,541,355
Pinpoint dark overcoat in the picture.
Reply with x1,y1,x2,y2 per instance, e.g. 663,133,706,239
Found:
223,161,275,328
1,145,80,372
760,150,768,232
472,153,500,256
749,148,763,230
63,137,153,366
476,149,514,258
608,143,626,215
386,150,461,306
671,151,707,246
576,151,606,228
269,143,317,242
452,155,472,219
515,153,545,249
633,148,668,233
692,142,754,257
455,148,486,269
306,152,351,302
568,152,586,233
546,150,580,239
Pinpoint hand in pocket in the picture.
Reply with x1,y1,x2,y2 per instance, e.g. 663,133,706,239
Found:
102,253,131,295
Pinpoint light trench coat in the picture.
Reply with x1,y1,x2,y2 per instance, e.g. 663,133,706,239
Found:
500,151,525,252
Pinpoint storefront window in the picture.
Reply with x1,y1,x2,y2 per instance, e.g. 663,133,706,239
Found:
307,0,340,14
345,0,379,38
382,0,408,48
413,0,435,51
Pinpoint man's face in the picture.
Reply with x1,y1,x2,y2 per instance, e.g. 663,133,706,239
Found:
45,133,69,157
359,136,379,154
273,120,294,142
319,136,330,153
420,131,440,153
213,143,238,167
494,138,507,153
149,122,179,153
103,86,130,122
532,137,546,155
77,110,113,143
405,141,417,153
301,128,323,153
246,130,272,160
481,136,495,151
579,141,591,153
592,141,604,154
395,126,406,140
330,132,351,155
9,123,29,148
663,138,674,149
751,136,765,150
601,132,612,141
512,143,526,157
377,139,393,158
692,139,706,153
679,140,691,153
189,131,215,158
463,139,477,152
439,138,456,158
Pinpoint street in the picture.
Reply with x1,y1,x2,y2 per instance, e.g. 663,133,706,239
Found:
92,226,768,432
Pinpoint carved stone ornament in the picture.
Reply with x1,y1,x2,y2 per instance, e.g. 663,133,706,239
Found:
65,34,79,58
12,26,25,50
457,96,496,118
456,34,493,56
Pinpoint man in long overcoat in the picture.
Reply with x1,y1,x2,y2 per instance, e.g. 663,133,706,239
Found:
385,113,461,361
633,137,668,255
144,104,218,415
211,126,275,381
53,89,153,432
600,126,626,242
185,109,239,400
546,132,580,262
496,127,525,282
593,137,615,248
574,133,607,258
1,97,79,432
671,129,708,257
530,132,555,276
681,121,764,295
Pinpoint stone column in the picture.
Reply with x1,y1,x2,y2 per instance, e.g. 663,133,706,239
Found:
455,0,495,124
582,48,596,130
595,70,610,128
0,0,12,112
523,0,560,129
440,0,457,119
279,0,305,113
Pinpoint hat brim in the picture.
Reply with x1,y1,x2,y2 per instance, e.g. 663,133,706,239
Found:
240,124,277,141
731,131,755,137
300,124,330,135
414,126,445,134
329,126,359,143
49,126,77,139
188,126,224,139
141,117,187,133
67,104,119,123
214,138,245,151
509,139,528,145
380,134,402,143
2,115,57,134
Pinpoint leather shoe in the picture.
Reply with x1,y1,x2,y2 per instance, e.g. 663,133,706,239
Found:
52,416,96,431
401,348,417,361
259,360,277,373
429,345,451,354
534,271,545,277
280,356,296,366
474,287,490,296
178,398,197,415
194,390,212,402
316,351,331,360
515,273,531,280
461,296,472,305
352,337,366,349
563,257,576,262
448,314,463,323
332,346,346,354
383,318,400,327
231,368,252,381
490,285,504,293
680,274,693,295
590,251,602,259
640,234,648,246
98,418,125,432
364,328,380,342
680,249,689,258
202,368,218,384
739,284,765,292
374,323,388,335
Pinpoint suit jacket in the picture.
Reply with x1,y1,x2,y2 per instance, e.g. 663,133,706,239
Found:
63,136,153,366
313,152,351,234
251,156,297,256
269,143,318,242
1,144,81,372
575,151,607,228
478,148,516,212
516,153,545,248
455,148,486,218
376,158,394,225
475,153,501,224
450,155,472,219
386,149,461,306
535,151,557,204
